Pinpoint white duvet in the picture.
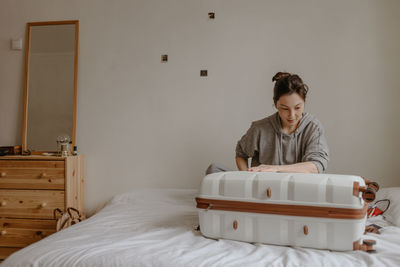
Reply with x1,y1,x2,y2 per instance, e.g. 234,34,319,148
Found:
3,189,400,267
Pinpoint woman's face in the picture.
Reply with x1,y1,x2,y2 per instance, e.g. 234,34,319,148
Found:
275,93,305,128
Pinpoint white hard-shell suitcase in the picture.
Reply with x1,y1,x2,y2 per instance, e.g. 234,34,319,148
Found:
196,172,379,252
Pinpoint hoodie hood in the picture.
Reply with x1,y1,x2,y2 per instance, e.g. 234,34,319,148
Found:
270,112,314,164
270,112,313,136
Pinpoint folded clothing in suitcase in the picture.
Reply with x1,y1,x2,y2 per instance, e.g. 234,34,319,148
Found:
196,172,379,252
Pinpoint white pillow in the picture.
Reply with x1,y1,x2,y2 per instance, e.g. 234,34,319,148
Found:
375,187,400,226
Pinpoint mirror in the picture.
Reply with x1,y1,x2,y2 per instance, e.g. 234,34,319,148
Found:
22,20,79,153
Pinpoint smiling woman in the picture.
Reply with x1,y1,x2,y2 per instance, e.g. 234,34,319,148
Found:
234,72,329,174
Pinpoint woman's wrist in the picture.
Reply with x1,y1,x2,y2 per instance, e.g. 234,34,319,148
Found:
235,157,248,171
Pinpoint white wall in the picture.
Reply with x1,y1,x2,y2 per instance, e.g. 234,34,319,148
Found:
1,0,400,215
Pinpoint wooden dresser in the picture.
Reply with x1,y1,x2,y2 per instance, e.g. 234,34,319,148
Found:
0,155,85,260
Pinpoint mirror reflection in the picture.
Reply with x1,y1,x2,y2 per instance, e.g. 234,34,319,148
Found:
24,21,78,152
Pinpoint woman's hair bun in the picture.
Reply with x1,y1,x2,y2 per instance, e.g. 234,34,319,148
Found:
272,72,291,82
272,71,309,104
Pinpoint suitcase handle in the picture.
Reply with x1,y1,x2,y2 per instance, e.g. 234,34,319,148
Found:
233,220,238,230
266,187,272,199
303,225,309,235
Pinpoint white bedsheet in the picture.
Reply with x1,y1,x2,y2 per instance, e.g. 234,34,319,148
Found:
2,189,400,267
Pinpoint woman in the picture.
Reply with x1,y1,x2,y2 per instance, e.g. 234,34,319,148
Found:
235,72,329,173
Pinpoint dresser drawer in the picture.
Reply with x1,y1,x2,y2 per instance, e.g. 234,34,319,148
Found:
0,218,56,247
0,160,65,190
0,190,64,219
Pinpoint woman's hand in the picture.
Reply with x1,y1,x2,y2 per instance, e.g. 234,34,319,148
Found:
248,164,281,172
248,162,318,173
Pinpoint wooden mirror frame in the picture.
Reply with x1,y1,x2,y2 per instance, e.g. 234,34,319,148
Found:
22,20,79,154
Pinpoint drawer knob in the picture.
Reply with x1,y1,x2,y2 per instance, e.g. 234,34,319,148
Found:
266,187,272,198
40,172,47,178
0,172,6,177
0,230,6,235
0,201,6,207
304,225,309,235
233,220,238,230
40,202,47,208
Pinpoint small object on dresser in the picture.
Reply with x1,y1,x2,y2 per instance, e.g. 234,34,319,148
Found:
0,145,22,156
0,148,9,156
56,135,71,157
73,146,78,156
41,152,57,156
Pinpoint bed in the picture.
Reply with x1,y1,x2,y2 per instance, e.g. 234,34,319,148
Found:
2,188,400,266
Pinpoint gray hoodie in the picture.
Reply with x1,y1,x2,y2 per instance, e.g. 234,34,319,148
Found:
235,112,329,173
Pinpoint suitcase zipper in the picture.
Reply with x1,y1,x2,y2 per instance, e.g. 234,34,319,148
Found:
196,197,367,219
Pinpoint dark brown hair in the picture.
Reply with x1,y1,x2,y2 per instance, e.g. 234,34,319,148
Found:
272,72,309,104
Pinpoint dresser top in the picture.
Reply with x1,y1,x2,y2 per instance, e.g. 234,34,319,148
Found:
0,155,80,160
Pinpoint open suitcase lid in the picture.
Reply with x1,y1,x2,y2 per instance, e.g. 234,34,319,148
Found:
197,172,368,210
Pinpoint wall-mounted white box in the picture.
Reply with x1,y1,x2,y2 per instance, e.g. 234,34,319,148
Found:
11,38,22,50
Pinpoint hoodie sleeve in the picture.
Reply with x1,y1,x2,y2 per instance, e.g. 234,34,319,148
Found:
235,122,260,159
302,125,329,173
